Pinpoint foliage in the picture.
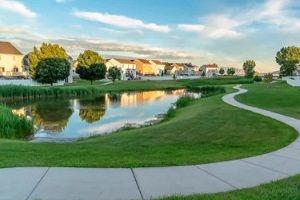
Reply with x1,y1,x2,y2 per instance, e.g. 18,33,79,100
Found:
28,43,67,77
108,66,121,83
187,86,226,97
253,75,262,82
175,94,197,108
227,67,235,75
276,46,300,76
35,58,70,86
76,63,107,85
179,77,253,87
0,105,34,139
77,50,104,67
243,60,256,78
264,73,274,87
219,68,225,75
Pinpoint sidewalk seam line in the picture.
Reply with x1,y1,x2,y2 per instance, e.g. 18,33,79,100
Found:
240,160,289,176
26,167,50,200
131,168,144,200
271,153,300,162
194,165,238,189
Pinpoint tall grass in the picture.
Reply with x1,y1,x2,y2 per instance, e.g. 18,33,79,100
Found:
0,105,34,139
187,86,226,97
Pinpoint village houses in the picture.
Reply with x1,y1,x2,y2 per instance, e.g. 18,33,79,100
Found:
105,58,137,80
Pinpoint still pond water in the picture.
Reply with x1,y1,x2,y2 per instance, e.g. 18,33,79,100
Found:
8,90,196,140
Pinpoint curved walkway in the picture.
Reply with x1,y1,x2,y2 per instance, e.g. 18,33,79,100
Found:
1,85,300,200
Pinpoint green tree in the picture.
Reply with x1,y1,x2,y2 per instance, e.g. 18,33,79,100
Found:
243,60,256,78
28,43,66,77
35,58,70,86
264,73,274,87
276,46,300,76
219,68,225,75
76,63,107,85
77,50,104,67
227,67,236,75
108,66,121,83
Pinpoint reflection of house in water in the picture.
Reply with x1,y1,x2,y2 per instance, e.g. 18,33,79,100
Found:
105,91,170,108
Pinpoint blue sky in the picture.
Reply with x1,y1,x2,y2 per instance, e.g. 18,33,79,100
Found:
1,0,300,72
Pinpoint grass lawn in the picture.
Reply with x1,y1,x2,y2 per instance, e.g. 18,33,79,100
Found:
236,81,300,119
159,173,300,200
0,85,296,167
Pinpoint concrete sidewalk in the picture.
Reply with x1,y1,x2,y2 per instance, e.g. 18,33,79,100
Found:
1,85,300,200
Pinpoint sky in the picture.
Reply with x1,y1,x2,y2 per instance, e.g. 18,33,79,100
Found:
1,0,300,72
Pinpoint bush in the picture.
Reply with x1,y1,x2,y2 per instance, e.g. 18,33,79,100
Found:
253,76,262,82
176,94,197,108
187,86,226,97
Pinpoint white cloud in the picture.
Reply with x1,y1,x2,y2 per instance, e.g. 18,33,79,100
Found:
73,10,171,33
0,0,36,18
55,0,66,2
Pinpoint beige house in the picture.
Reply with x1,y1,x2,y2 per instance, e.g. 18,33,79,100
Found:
149,60,165,75
200,64,219,77
106,58,136,80
0,41,26,78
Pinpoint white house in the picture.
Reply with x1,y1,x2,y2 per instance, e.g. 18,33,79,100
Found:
182,63,194,76
200,64,219,77
0,41,26,78
150,60,165,75
106,58,136,80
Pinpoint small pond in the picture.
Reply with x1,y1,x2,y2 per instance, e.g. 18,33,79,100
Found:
6,90,199,140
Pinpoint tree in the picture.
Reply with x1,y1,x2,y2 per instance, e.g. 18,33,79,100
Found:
264,73,274,87
219,68,225,75
108,66,121,83
77,50,104,67
243,60,256,78
35,58,70,86
276,46,300,76
76,63,107,85
28,43,66,77
227,67,236,75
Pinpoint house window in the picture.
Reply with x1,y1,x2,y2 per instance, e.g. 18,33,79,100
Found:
13,67,18,72
0,67,4,72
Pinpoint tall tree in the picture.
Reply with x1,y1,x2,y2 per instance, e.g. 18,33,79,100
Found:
227,68,236,75
243,60,256,78
276,46,300,76
76,63,107,85
28,43,66,77
35,58,70,86
108,66,121,83
219,68,225,75
77,50,104,67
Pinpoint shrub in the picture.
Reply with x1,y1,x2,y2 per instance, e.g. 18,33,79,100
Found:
253,75,262,82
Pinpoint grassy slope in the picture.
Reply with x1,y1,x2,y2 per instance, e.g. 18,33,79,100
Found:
236,82,300,119
0,87,296,167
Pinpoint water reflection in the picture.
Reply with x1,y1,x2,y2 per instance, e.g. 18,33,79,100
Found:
7,89,195,139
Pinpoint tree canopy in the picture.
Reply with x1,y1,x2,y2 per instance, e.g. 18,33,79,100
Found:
28,43,67,77
227,68,235,75
243,60,256,78
35,58,70,86
76,63,107,85
219,68,225,75
77,50,104,67
108,66,121,83
276,46,300,76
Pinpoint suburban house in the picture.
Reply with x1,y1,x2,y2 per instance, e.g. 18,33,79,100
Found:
133,59,154,75
22,53,73,84
182,63,195,76
149,60,165,75
106,58,137,80
200,64,219,77
165,63,184,75
0,41,26,79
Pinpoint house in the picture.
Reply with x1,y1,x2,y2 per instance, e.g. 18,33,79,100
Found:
133,59,154,75
182,63,194,76
192,64,200,75
200,64,219,77
106,58,136,80
22,53,73,83
0,41,26,78
149,60,165,75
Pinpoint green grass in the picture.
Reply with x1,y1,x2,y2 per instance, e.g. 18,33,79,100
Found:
0,105,34,139
236,82,300,119
0,88,296,167
158,173,300,200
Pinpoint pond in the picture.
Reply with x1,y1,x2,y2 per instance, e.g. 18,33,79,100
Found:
7,90,198,141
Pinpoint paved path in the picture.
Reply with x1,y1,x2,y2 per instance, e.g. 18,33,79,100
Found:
1,85,300,200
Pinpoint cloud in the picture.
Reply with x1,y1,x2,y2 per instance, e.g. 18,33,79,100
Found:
0,0,36,18
55,0,66,2
73,10,171,33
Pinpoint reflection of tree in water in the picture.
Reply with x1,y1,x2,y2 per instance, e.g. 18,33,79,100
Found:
107,93,122,108
30,101,73,133
79,96,106,123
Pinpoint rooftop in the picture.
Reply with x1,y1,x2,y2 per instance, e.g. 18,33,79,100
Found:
0,41,23,55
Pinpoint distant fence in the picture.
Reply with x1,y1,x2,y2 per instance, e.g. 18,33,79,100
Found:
0,79,65,86
140,75,201,81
